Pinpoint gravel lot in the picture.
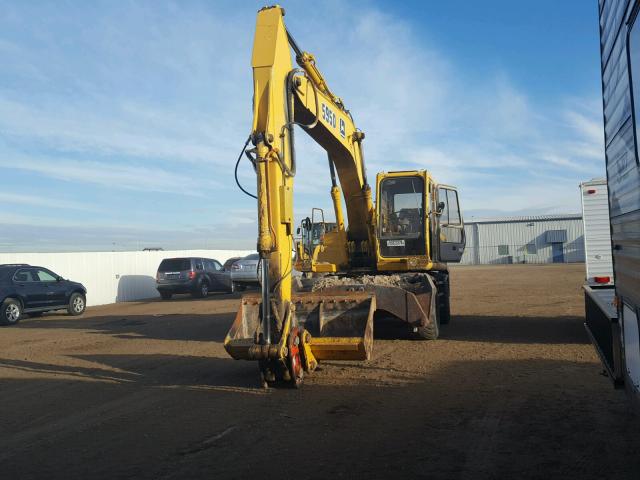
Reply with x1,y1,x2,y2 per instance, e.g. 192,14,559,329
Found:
1,264,639,479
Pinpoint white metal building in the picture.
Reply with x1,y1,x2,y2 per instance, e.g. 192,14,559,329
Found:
460,214,585,265
0,249,252,307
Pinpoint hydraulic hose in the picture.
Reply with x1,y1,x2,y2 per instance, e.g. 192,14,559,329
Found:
234,135,257,199
276,69,321,179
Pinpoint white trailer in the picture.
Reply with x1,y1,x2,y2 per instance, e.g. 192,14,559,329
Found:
592,0,640,407
581,178,619,386
580,179,613,286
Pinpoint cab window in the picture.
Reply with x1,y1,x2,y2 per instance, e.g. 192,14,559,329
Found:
438,188,449,224
438,188,462,225
447,190,461,225
379,177,424,238
378,176,426,257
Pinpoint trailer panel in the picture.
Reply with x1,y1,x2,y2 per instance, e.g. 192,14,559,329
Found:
597,0,640,406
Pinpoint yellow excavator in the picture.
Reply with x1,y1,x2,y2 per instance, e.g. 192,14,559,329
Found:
225,5,465,386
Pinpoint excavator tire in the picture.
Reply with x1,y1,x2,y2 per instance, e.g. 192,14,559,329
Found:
432,271,451,325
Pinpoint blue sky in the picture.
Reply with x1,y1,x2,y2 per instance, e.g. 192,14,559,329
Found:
0,0,604,252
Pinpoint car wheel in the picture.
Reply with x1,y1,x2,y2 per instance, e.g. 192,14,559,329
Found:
1,299,22,326
193,281,209,298
160,291,172,300
68,293,86,316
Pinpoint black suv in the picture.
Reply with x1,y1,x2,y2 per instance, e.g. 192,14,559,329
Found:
156,257,231,300
0,264,87,326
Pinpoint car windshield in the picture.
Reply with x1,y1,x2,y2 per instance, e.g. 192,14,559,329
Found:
158,259,191,272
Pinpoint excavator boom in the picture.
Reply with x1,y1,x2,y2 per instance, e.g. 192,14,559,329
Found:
224,6,375,387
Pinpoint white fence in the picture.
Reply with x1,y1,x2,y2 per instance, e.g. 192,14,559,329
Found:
0,249,252,307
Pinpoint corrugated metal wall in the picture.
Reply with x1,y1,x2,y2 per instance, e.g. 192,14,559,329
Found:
460,218,585,265
599,0,640,308
0,249,252,307
598,0,640,408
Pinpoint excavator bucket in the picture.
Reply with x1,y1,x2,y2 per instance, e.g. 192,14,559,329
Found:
224,291,375,363
292,291,375,360
310,273,438,335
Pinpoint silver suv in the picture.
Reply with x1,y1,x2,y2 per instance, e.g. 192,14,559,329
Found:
230,253,260,291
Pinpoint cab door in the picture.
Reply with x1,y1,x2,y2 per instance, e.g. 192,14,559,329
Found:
436,186,466,263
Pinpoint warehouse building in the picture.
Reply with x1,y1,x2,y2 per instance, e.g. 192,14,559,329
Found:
460,214,585,265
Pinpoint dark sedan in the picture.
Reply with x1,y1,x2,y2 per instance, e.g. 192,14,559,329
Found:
0,264,87,326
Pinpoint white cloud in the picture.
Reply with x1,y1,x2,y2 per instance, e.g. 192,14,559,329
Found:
0,1,606,250
285,5,604,219
0,154,215,195
0,192,101,212
0,98,235,167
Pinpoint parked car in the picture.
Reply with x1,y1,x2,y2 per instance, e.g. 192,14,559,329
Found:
223,257,242,272
230,253,260,291
0,264,87,326
156,257,232,299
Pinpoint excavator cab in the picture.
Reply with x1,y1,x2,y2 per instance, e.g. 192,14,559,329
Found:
376,170,466,268
296,208,337,260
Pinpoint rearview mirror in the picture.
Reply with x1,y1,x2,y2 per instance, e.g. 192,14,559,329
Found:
296,227,301,235
436,201,445,214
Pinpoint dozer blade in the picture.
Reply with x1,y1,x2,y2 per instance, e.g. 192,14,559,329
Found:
224,291,375,363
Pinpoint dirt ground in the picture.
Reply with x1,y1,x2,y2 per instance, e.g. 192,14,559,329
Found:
1,264,639,480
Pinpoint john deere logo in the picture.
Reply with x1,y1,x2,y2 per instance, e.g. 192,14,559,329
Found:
339,118,346,138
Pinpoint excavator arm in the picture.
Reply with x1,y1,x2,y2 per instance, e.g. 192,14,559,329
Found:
224,6,376,386
250,6,373,335
289,54,373,245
